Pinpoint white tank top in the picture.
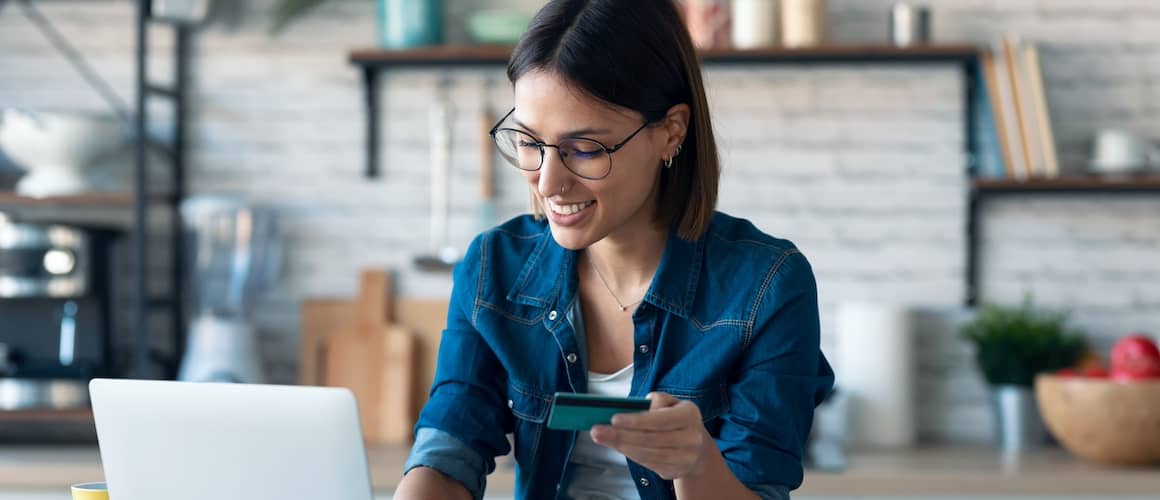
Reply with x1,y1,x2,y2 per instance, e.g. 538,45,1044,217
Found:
563,363,640,500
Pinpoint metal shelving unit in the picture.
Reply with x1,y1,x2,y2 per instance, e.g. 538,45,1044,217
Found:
132,0,189,379
0,0,189,379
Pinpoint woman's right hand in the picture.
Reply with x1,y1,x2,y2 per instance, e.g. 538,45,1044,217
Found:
394,466,472,500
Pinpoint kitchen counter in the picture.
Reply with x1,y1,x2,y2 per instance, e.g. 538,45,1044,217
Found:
2,444,1158,497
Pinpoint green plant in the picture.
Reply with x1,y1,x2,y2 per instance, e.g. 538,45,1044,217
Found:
961,297,1087,387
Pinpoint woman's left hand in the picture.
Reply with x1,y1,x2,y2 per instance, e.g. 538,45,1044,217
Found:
590,392,712,480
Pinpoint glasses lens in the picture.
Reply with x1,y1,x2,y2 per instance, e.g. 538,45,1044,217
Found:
558,138,611,179
494,129,543,171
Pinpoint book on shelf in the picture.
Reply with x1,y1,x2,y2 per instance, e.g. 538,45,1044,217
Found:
1003,35,1041,179
974,52,1007,180
975,35,1061,181
1023,42,1060,178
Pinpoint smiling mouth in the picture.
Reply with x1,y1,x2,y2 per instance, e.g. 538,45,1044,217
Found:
545,199,595,216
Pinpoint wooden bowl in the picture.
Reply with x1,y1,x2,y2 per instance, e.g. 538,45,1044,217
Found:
1035,374,1160,465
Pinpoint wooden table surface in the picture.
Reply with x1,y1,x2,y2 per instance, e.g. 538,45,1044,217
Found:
2,444,1158,496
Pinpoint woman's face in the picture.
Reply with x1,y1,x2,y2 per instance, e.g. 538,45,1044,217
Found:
511,70,672,250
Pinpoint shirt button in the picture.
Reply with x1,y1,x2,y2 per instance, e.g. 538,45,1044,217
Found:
566,353,578,364
548,310,558,321
507,399,514,409
639,477,650,486
639,344,650,354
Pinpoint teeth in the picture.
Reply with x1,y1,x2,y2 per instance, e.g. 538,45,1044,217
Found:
548,199,594,216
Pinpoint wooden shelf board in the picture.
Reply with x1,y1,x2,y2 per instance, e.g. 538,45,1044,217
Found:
0,408,93,422
974,175,1160,192
349,44,983,67
0,191,173,208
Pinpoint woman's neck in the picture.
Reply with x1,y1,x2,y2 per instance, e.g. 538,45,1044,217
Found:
584,219,668,293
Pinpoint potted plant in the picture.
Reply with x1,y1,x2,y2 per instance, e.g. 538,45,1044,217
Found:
960,297,1086,451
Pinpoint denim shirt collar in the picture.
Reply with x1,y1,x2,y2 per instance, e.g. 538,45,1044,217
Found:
505,219,705,319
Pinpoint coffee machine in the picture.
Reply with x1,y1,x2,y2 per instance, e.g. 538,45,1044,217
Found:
0,214,115,411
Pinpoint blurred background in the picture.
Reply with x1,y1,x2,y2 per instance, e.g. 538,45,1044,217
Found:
1,0,1158,499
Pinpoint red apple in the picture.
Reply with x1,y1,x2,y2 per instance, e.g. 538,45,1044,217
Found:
1112,362,1160,382
1110,334,1160,379
1082,365,1110,378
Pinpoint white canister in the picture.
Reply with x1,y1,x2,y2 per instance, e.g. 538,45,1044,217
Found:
781,0,827,48
731,0,778,49
835,301,917,448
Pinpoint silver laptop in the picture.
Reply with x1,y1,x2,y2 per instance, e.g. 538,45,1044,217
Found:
89,378,374,500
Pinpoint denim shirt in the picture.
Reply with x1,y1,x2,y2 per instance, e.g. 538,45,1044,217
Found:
403,212,835,500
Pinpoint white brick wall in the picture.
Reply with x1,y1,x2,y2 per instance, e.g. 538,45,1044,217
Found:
2,0,1158,442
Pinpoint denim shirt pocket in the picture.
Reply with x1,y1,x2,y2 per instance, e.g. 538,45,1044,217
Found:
654,384,730,423
506,382,551,465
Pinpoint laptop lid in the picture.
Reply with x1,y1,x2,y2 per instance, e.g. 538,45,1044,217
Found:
89,379,373,500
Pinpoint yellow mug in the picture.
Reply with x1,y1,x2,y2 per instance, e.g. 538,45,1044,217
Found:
71,482,109,500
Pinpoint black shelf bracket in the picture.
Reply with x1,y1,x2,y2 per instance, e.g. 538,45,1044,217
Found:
348,46,982,180
965,184,1160,307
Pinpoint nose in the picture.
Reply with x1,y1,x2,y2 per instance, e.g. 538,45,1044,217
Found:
536,146,572,198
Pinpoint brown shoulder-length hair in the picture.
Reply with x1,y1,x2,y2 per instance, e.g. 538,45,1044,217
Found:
508,0,720,241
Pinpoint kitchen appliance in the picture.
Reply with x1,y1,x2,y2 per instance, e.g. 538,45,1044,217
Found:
0,217,115,411
177,196,279,384
0,108,127,197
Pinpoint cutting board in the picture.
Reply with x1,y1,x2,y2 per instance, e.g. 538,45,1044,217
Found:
391,298,450,422
299,299,348,387
311,270,417,444
301,293,448,429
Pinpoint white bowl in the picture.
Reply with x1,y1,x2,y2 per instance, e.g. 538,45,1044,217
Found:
0,109,127,196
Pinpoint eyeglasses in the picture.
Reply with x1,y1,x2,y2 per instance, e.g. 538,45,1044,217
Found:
488,108,652,180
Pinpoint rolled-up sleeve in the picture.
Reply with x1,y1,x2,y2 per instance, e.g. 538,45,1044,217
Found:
404,234,514,500
403,427,490,500
748,483,791,500
718,250,835,492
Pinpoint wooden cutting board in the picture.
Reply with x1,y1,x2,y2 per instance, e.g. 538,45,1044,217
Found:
312,270,417,444
301,294,448,430
391,298,450,424
299,299,349,387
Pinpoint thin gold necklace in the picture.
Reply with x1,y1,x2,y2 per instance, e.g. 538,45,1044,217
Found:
588,257,645,312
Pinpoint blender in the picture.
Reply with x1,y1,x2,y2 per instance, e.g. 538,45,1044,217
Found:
177,196,280,384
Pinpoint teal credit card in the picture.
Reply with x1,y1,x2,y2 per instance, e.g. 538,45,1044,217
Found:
546,392,651,431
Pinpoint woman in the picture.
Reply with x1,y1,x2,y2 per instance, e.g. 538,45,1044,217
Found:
397,1,833,499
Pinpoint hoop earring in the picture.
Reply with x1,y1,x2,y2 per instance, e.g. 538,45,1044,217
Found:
664,144,683,169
